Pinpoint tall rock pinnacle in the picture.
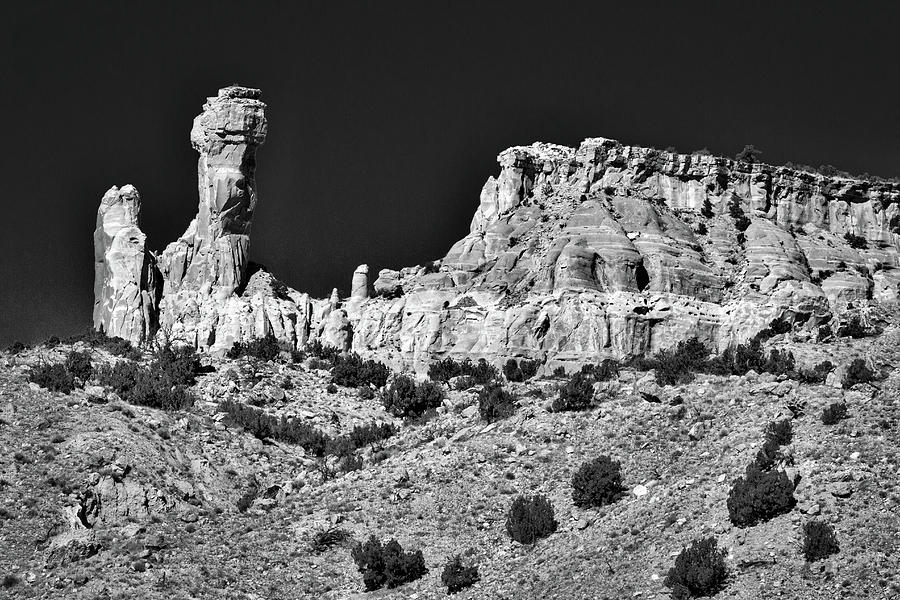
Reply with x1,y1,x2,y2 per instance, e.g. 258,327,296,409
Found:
160,86,268,295
92,185,160,342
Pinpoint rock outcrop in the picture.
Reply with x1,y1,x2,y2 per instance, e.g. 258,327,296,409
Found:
94,88,900,368
351,140,900,368
92,185,160,343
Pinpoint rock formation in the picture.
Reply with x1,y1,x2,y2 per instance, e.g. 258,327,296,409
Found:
94,87,900,368
351,264,369,299
93,185,160,343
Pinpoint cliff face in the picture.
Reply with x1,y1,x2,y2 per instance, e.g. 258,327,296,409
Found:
93,88,900,368
351,140,900,367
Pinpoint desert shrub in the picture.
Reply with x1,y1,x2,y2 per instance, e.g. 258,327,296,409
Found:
580,359,619,381
310,526,349,554
331,353,390,389
843,358,877,388
640,338,710,386
102,362,194,411
428,358,461,383
226,334,280,361
503,358,540,382
843,231,868,249
728,195,751,233
308,358,331,371
453,376,476,391
764,418,792,447
735,144,762,164
306,340,341,363
441,555,480,594
219,399,330,455
152,344,200,386
838,315,869,338
65,328,140,359
29,363,75,393
753,437,781,471
505,494,558,544
63,350,93,381
802,520,839,562
347,421,397,449
799,360,833,384
755,318,792,341
821,402,848,425
357,385,375,400
381,375,443,418
571,455,624,508
552,366,567,378
427,357,498,385
461,358,499,384
705,337,796,378
664,537,728,599
350,536,427,591
551,371,596,412
338,453,363,473
326,383,338,394
477,383,517,423
727,465,795,527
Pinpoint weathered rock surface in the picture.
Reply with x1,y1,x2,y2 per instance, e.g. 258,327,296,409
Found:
92,185,160,343
94,89,900,367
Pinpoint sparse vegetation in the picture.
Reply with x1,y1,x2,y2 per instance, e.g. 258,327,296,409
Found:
551,371,595,412
505,494,557,544
802,520,840,562
502,358,540,382
843,358,877,388
330,353,390,389
427,357,499,385
350,536,428,591
728,195,751,235
226,334,281,361
843,231,868,250
571,455,624,508
29,363,75,393
441,555,480,594
838,315,870,338
309,526,350,554
63,350,93,381
734,144,762,164
306,340,342,363
821,402,848,425
477,383,517,423
664,537,728,599
66,328,140,359
727,464,795,527
381,375,443,418
219,400,394,458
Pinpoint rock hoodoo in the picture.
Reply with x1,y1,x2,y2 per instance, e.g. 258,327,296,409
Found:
94,86,900,368
93,185,160,343
351,265,369,299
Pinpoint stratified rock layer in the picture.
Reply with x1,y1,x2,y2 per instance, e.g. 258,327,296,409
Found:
354,140,900,368
94,89,900,368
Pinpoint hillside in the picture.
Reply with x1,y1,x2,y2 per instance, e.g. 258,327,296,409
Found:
0,325,898,599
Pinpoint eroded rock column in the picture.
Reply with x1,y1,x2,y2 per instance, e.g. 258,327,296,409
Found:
93,185,159,342
351,264,369,299
161,86,268,295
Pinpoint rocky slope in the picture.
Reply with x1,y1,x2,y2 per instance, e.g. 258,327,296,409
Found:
0,327,898,598
93,86,900,370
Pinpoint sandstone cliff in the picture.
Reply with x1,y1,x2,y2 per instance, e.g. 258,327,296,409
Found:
94,87,900,368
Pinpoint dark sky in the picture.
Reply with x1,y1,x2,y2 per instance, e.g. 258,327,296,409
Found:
3,2,899,345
